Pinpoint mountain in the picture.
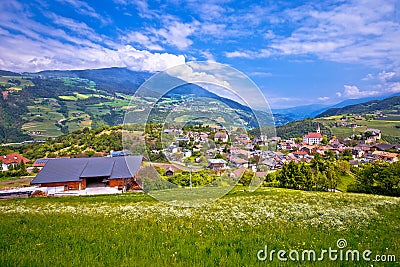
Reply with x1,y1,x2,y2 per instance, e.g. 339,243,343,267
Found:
273,94,400,121
0,67,282,143
30,67,152,94
0,70,21,76
329,94,400,109
272,104,330,121
316,95,400,117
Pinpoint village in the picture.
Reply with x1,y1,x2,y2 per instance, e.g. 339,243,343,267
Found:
159,123,399,173
0,122,399,198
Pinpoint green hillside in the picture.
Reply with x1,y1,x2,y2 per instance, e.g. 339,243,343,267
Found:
0,68,275,143
317,95,400,117
275,119,331,140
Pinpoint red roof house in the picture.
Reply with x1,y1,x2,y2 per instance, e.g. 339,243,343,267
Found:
1,153,30,171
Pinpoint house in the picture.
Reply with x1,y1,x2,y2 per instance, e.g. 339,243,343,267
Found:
372,151,398,163
208,159,227,171
214,132,229,143
229,168,246,178
32,158,67,171
230,148,251,158
372,143,398,152
30,156,143,191
199,133,209,142
176,136,190,142
229,156,248,168
302,125,323,145
168,145,179,153
0,153,30,171
364,128,381,144
292,151,309,159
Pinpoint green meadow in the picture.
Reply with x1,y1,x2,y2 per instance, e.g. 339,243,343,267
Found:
0,187,399,266
317,116,400,139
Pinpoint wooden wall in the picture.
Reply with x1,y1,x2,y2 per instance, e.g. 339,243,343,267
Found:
40,181,83,191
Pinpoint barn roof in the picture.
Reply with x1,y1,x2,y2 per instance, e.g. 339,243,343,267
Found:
31,156,142,184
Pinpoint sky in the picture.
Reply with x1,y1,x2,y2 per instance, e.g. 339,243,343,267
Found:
0,0,400,108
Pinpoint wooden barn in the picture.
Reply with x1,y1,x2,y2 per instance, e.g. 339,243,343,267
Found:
30,156,143,191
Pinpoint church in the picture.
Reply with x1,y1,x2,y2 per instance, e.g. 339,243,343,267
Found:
302,125,323,145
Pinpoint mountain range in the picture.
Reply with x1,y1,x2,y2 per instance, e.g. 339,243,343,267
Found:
0,67,398,143
316,95,400,117
272,94,400,121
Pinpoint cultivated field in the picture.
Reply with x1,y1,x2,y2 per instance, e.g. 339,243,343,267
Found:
0,187,399,266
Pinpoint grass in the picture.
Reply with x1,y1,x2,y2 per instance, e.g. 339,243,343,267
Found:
22,101,64,139
318,116,400,139
0,188,399,266
337,174,355,192
0,76,34,87
59,95,78,101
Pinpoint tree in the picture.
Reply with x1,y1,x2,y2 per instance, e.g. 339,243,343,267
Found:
325,163,340,191
315,170,327,190
324,150,335,161
298,163,313,190
336,160,350,175
239,170,254,186
19,159,26,173
321,135,329,145
342,149,353,160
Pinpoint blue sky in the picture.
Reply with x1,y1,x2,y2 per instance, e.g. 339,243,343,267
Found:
0,0,400,108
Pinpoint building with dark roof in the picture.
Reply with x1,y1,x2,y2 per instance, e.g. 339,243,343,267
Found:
31,156,143,191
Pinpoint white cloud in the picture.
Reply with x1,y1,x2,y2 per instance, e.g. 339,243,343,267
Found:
243,0,400,67
377,71,396,81
248,72,273,77
121,31,164,51
225,51,253,58
151,21,197,50
200,50,216,62
318,96,330,101
166,64,231,89
225,49,271,59
342,85,379,98
0,2,185,72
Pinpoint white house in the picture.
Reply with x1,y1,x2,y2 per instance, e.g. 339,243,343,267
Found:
302,125,323,145
214,132,229,143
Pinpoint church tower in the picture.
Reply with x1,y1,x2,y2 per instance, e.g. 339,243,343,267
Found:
316,124,321,133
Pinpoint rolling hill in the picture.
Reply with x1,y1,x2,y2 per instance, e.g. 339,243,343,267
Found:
317,96,400,117
0,67,287,143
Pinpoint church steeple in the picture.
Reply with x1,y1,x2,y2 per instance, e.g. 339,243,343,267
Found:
316,124,321,134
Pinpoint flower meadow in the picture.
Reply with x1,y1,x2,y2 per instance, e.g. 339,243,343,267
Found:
0,187,399,266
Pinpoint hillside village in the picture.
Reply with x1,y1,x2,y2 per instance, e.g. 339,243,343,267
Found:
0,117,399,198
158,123,398,172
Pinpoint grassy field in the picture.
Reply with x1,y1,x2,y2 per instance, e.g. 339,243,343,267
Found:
0,187,399,266
317,116,400,139
0,76,34,88
22,99,64,139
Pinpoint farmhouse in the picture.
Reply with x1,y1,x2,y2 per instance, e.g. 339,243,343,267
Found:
30,156,143,191
1,153,30,171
